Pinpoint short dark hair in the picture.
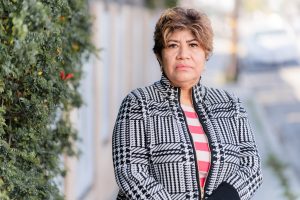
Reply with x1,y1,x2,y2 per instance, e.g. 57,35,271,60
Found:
153,7,214,62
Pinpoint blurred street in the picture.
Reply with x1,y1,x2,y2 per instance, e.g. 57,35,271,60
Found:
240,66,300,176
204,38,300,200
233,66,300,200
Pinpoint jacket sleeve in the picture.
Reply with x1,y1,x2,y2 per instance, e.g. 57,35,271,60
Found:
220,97,263,200
112,94,172,200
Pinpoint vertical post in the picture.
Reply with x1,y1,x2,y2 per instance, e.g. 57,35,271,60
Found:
86,1,106,199
227,0,240,82
64,111,78,200
64,151,77,200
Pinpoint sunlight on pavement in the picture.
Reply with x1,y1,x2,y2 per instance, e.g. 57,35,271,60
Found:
279,66,300,101
286,112,300,123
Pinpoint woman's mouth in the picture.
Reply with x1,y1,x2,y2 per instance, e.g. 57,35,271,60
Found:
175,64,190,70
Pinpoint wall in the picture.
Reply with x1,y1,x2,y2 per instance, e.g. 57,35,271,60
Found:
64,2,161,200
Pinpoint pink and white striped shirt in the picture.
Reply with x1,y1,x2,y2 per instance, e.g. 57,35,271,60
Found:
181,104,211,189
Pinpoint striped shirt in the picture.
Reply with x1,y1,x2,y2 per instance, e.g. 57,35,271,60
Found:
181,104,211,189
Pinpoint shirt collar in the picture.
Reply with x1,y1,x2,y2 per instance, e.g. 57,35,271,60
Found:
159,73,207,104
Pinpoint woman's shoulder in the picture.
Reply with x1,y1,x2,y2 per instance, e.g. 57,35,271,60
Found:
203,85,240,104
123,82,163,102
203,86,248,114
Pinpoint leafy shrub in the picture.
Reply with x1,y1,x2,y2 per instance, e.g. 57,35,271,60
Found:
0,0,94,199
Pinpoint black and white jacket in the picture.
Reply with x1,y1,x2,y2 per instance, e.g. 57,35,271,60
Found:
112,75,262,200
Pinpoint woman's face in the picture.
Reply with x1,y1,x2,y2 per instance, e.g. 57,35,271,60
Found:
161,29,206,89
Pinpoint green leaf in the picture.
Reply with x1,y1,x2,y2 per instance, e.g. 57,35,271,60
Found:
0,80,4,93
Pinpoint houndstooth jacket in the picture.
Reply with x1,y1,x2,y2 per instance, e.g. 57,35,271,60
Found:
112,74,262,200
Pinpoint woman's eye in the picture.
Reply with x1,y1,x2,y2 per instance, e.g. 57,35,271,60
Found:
190,43,199,47
167,44,177,48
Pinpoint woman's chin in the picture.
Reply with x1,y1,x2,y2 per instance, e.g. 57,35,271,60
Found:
172,78,198,88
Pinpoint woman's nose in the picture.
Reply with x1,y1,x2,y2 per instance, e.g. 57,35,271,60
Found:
176,45,190,59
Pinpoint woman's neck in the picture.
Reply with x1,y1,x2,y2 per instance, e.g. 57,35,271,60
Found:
180,88,193,107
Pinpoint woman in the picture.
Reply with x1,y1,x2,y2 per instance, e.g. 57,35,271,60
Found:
112,7,262,200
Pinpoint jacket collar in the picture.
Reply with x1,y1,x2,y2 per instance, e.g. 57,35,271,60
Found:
159,73,207,105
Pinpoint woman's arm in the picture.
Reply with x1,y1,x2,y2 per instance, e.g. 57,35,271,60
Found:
209,98,263,200
112,95,172,200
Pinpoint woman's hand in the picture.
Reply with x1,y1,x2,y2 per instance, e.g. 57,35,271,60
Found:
206,182,240,200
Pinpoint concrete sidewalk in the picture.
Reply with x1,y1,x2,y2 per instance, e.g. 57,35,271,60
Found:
204,37,300,199
226,85,300,200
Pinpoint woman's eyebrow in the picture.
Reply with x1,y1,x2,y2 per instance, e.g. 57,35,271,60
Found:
166,39,198,43
186,39,198,43
166,39,180,43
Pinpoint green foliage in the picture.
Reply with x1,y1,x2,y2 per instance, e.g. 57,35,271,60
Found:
164,0,178,8
0,0,94,199
267,153,298,200
145,0,178,9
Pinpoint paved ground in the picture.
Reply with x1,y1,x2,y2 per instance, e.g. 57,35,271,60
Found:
206,38,300,199
225,65,300,200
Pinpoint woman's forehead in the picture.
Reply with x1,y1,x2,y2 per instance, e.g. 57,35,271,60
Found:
165,29,197,41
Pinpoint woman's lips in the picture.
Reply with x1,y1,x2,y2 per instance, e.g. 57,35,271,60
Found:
175,64,190,70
